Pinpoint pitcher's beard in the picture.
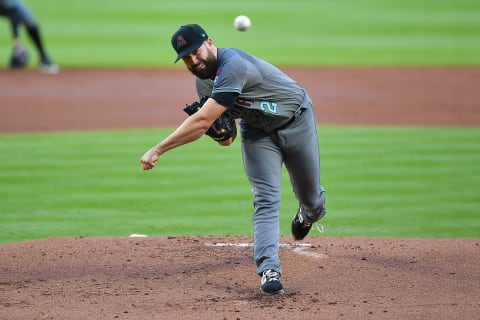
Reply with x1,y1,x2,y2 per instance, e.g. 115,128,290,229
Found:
190,62,216,79
188,49,217,79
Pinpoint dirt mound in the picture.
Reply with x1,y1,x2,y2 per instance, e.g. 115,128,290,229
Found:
1,236,478,319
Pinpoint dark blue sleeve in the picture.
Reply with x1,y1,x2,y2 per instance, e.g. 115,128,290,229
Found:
211,91,239,108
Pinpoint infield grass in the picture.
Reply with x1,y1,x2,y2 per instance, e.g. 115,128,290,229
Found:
0,0,479,244
0,0,479,66
1,126,479,244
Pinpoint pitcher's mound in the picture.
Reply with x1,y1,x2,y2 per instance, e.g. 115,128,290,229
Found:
1,236,478,319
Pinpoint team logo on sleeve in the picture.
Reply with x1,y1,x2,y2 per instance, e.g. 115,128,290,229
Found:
213,69,222,86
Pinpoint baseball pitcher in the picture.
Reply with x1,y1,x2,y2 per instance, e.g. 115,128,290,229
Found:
140,24,327,295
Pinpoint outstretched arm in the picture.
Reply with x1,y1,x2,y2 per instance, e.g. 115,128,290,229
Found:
140,98,228,170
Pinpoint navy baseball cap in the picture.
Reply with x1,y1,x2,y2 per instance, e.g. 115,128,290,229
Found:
171,24,208,63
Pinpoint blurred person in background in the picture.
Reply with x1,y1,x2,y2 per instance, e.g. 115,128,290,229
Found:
0,0,58,73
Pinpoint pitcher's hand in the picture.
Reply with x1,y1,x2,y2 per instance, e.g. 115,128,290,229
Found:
140,147,160,170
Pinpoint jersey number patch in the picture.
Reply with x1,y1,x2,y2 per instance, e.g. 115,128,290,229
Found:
260,101,278,114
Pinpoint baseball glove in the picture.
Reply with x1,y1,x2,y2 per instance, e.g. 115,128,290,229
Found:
9,44,29,69
183,96,237,142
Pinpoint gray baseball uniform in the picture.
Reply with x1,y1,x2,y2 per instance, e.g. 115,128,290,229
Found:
196,48,326,275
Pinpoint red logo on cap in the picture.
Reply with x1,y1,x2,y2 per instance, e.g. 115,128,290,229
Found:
177,35,187,49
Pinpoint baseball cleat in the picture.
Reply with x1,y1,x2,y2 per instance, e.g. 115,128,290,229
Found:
260,269,284,295
40,62,59,74
291,206,326,240
291,208,313,240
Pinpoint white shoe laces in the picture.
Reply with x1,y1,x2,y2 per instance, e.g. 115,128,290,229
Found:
314,222,324,233
262,270,281,284
301,216,324,234
298,207,325,234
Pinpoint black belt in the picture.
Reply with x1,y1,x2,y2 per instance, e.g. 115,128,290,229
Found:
276,107,306,131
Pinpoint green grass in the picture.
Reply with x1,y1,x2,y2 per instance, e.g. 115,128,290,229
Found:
0,0,479,243
1,126,479,244
319,126,480,238
0,0,479,67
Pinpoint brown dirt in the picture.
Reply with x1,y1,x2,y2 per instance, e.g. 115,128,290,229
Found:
1,68,479,319
1,67,479,133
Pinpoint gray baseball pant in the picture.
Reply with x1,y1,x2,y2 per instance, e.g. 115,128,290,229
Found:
240,99,326,276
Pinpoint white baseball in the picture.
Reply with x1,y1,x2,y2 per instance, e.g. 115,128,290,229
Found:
234,15,251,31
